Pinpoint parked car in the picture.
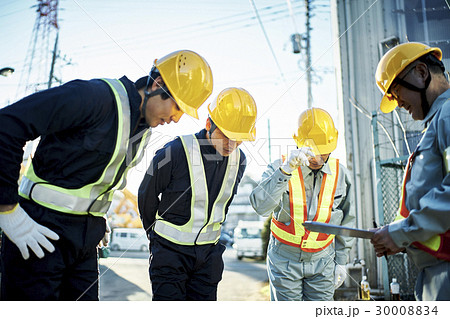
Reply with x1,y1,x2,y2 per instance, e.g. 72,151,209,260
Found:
233,220,264,260
110,227,149,252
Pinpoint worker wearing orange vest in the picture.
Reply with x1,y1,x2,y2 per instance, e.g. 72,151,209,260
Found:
250,108,355,301
371,42,450,301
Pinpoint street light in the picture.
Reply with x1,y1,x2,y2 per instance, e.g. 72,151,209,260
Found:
0,67,14,77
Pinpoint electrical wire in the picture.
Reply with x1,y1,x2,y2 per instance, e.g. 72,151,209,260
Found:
66,2,325,58
348,96,400,158
249,0,288,86
393,109,411,155
444,0,450,10
254,0,379,125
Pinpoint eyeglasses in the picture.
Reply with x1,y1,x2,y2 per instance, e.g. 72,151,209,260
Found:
387,65,416,101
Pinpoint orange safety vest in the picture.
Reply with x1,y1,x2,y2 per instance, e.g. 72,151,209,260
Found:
271,158,339,252
394,152,450,261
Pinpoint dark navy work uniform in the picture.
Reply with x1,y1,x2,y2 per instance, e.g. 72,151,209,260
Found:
138,129,246,300
0,76,147,300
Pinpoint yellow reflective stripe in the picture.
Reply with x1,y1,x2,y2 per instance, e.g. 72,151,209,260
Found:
395,153,442,252
395,155,441,252
290,168,306,238
18,78,133,215
154,135,208,244
95,79,127,195
303,159,337,245
271,158,339,249
208,149,240,225
271,226,300,243
154,134,240,245
444,146,450,174
394,210,441,252
270,167,305,245
421,235,441,251
184,135,209,230
113,128,152,192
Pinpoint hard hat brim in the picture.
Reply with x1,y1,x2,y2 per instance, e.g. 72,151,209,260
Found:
380,94,398,113
177,98,199,119
293,136,336,155
218,125,256,142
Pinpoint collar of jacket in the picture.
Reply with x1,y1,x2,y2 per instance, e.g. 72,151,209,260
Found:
423,88,450,125
302,161,333,176
119,75,150,135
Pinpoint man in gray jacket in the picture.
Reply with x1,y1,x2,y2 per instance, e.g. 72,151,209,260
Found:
371,42,450,300
250,107,355,301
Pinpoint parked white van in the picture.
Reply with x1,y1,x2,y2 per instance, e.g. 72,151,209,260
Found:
110,227,149,252
233,220,264,260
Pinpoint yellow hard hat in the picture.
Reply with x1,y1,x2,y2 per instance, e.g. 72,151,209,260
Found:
293,108,338,154
375,42,442,113
208,88,257,141
154,50,213,119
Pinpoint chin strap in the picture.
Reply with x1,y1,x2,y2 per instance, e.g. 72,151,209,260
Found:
141,87,168,124
395,72,432,117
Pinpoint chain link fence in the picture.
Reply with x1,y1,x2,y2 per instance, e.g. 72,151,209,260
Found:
379,159,419,300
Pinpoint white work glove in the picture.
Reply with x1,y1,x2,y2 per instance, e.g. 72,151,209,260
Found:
99,218,111,247
280,147,315,174
334,264,347,289
0,204,59,260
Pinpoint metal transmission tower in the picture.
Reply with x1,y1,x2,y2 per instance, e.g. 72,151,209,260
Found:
17,0,60,98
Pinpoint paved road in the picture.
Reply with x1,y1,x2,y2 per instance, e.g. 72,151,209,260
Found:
99,246,269,301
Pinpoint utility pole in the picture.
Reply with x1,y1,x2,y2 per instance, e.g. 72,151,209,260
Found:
304,0,312,108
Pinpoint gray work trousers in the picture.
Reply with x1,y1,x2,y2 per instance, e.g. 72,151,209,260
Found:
267,239,335,301
415,261,450,301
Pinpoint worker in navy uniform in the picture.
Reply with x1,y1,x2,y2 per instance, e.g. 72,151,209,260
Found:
0,50,213,300
138,87,257,300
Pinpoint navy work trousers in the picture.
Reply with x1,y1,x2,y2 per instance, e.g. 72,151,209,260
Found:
0,199,105,300
149,232,226,301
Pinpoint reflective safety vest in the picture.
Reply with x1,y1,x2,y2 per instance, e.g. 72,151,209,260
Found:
394,152,450,261
18,78,152,217
271,158,339,252
154,134,240,245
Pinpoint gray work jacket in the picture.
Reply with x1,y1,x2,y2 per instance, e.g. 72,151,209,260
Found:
389,89,450,270
249,159,355,265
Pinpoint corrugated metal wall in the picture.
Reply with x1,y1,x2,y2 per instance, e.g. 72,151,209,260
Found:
332,0,450,297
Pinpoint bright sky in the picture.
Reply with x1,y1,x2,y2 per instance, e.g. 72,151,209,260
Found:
0,0,344,194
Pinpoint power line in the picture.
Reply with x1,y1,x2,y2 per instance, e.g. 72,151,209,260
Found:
65,2,322,57
249,0,287,84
